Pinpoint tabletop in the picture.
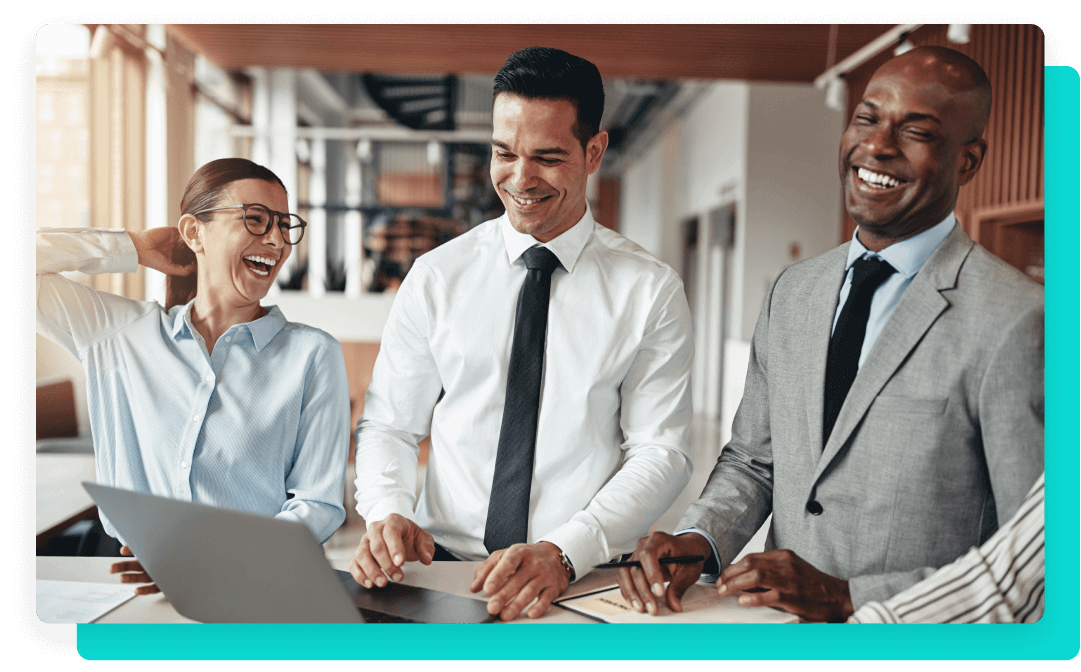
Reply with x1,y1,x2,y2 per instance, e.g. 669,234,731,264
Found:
36,453,96,542
36,556,790,625
35,556,596,624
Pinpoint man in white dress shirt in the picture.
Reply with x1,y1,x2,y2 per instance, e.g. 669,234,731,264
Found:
349,46,694,620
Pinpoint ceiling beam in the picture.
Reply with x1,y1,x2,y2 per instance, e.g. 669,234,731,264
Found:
169,24,898,83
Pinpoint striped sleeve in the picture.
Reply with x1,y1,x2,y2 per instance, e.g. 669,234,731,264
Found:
850,473,1044,624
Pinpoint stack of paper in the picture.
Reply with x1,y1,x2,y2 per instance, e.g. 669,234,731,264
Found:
556,582,798,624
37,580,137,623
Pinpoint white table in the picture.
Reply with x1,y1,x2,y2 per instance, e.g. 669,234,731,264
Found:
36,557,794,625
36,454,97,548
35,557,600,624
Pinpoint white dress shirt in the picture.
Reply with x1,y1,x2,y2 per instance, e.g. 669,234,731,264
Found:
354,207,694,575
36,228,350,543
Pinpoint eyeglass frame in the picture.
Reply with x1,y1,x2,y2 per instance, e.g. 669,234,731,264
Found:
191,203,307,245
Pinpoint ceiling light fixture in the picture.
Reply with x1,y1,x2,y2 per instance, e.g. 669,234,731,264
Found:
426,140,443,167
356,139,373,163
814,24,922,91
295,139,312,164
894,34,916,56
825,77,847,112
947,24,972,44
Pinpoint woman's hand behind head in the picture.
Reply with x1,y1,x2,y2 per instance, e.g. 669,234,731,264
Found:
129,227,197,277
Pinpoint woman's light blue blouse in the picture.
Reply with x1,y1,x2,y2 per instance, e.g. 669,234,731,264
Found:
36,229,349,543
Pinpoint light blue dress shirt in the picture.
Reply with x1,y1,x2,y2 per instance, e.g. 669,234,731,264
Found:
679,213,958,578
832,213,957,368
36,229,349,543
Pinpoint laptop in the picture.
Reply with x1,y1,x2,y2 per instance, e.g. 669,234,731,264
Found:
83,482,495,624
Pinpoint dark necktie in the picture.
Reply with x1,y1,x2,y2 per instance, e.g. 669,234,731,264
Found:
823,255,896,445
483,246,561,553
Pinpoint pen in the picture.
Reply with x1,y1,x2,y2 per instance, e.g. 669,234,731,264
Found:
595,555,705,569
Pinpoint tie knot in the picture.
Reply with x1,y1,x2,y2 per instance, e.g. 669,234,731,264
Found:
850,255,896,290
522,246,561,275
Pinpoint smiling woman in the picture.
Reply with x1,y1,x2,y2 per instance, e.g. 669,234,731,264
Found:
166,160,301,310
35,158,350,594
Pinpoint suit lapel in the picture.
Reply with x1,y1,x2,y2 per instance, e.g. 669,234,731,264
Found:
805,256,847,455
810,225,974,485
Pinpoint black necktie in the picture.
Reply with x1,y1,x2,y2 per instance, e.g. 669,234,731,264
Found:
823,255,896,445
484,246,561,553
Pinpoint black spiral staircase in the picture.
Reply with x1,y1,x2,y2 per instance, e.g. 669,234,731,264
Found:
362,74,457,131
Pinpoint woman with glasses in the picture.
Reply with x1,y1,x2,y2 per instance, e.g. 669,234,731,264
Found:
36,158,350,593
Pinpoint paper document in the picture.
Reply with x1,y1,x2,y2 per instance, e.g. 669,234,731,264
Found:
36,579,137,623
556,582,798,623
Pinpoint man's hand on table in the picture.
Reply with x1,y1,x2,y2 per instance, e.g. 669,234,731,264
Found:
109,545,160,595
469,541,570,621
617,531,708,615
718,549,853,622
348,513,434,588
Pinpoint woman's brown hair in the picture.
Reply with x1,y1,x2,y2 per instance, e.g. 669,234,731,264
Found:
165,158,288,309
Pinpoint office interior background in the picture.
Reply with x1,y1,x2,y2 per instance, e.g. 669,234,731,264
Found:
35,24,1044,556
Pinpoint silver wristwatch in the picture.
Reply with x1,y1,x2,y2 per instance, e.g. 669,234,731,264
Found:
558,550,576,582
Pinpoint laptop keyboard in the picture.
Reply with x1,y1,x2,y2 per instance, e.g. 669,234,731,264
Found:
357,608,419,624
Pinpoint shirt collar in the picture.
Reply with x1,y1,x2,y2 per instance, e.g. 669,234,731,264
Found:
247,305,287,351
500,203,595,273
169,300,287,352
170,300,196,339
847,212,957,279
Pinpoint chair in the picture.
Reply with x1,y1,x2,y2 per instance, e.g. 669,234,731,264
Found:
35,378,112,555
36,379,79,441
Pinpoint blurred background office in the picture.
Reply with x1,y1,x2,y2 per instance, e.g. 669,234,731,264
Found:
35,24,1044,557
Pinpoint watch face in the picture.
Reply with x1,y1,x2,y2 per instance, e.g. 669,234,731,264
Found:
560,553,575,581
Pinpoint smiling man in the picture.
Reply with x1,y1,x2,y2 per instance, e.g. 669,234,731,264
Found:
350,47,694,621
618,46,1044,622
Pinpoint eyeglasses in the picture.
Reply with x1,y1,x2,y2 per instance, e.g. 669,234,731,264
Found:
192,203,307,245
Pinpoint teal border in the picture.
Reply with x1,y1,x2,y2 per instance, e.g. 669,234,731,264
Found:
76,66,1080,661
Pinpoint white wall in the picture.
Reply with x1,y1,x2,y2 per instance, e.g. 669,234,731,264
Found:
673,82,750,216
273,292,396,342
620,139,665,260
616,79,843,436
621,82,750,274
741,83,844,342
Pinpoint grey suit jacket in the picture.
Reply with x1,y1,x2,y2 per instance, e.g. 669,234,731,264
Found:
678,224,1044,608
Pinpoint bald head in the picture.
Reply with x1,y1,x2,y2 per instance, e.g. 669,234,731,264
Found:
838,46,992,250
873,46,992,142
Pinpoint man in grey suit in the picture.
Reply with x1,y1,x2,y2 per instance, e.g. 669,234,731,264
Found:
617,46,1044,622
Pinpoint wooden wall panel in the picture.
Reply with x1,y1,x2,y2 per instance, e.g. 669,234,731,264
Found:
340,341,430,464
595,177,621,232
340,341,380,461
840,25,1044,243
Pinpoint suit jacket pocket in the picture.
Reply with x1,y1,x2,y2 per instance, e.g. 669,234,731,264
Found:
869,395,948,415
